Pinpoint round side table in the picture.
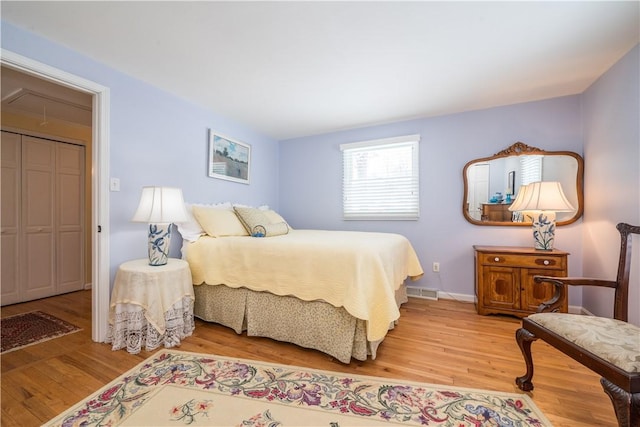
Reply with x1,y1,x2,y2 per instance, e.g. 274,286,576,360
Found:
106,258,194,353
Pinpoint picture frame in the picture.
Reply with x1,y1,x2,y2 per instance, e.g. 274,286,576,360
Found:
508,170,515,196
208,130,251,184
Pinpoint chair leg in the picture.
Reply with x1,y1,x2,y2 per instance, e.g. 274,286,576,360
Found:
515,327,538,392
600,378,640,427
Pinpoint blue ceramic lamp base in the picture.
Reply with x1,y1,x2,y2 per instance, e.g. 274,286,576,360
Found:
147,223,172,266
531,211,557,251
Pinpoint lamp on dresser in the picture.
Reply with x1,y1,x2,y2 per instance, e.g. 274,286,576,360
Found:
132,186,189,266
508,181,575,250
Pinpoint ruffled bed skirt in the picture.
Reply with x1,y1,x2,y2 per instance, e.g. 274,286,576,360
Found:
193,284,407,363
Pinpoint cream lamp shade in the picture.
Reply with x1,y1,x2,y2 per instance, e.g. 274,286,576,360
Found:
508,184,530,212
508,181,575,212
132,187,189,265
508,181,575,250
132,187,189,224
508,184,531,223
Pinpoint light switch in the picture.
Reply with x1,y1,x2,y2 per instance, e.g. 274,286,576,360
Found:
110,178,120,192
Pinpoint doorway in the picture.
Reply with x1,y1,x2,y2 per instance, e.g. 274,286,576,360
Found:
1,66,92,305
467,163,490,221
1,49,110,342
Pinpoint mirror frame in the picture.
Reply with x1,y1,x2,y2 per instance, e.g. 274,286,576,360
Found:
462,142,584,226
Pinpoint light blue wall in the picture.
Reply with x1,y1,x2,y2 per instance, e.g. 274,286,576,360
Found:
1,21,280,281
10,20,636,312
582,45,640,325
279,96,585,303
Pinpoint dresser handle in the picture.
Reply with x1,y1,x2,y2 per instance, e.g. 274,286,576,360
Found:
543,260,550,266
494,257,500,262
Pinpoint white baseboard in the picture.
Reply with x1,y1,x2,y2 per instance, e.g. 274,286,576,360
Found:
571,305,593,315
406,289,475,303
408,289,591,315
436,291,476,303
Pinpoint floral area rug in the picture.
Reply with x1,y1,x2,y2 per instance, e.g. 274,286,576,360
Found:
1,310,82,353
44,350,552,426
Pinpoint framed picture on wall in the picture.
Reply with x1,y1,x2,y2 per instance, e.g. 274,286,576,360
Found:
208,130,251,184
508,170,515,196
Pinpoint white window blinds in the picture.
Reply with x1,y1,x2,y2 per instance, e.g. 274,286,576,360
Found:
520,155,543,185
340,134,420,220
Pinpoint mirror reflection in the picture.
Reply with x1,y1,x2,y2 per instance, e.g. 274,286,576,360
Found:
462,142,584,226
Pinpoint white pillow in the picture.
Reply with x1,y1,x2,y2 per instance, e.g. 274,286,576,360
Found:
175,202,232,242
192,205,249,237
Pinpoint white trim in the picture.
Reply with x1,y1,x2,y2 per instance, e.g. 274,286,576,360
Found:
432,291,589,315
437,291,476,303
340,134,421,151
571,305,591,315
1,49,111,342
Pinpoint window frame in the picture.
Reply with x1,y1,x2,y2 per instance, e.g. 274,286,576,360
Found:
340,134,420,221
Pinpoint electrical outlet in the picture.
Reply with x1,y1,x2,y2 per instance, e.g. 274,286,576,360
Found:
432,262,440,273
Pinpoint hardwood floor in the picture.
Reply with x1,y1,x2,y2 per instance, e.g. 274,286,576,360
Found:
1,290,613,426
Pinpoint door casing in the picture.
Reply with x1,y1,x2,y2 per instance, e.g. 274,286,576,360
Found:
1,49,111,342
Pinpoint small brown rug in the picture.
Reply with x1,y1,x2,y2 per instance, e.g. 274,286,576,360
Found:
1,311,82,353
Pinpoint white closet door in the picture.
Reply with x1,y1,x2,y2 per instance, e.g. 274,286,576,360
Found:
56,143,85,294
1,132,21,305
2,132,85,305
22,136,57,301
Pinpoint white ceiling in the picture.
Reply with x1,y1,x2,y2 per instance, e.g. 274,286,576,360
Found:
2,1,638,140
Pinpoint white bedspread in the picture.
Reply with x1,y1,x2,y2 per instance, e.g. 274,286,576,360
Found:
185,229,423,341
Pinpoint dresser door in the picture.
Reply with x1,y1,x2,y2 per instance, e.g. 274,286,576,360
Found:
481,266,521,311
521,268,566,313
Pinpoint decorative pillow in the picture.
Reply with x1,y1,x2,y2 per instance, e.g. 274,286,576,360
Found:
176,202,232,242
262,209,291,228
233,206,269,233
251,221,289,238
191,205,249,237
233,206,289,237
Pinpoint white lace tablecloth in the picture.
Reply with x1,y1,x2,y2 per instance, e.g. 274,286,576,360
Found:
105,258,195,354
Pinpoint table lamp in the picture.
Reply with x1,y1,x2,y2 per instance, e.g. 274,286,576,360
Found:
508,184,531,223
132,186,189,266
508,181,575,250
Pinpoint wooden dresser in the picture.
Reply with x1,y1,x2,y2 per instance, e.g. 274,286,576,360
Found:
481,203,513,221
474,245,569,317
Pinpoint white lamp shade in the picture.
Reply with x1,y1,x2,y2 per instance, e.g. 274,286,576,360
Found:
508,184,529,212
508,181,575,212
131,186,189,223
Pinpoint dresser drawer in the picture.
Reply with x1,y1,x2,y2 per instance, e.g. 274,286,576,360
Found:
480,253,566,270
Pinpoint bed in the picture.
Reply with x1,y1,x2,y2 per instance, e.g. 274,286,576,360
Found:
178,204,424,363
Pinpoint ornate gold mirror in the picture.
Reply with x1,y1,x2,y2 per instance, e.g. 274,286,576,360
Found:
462,142,584,226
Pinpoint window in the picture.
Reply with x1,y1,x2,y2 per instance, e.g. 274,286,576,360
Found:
340,134,420,220
520,155,543,185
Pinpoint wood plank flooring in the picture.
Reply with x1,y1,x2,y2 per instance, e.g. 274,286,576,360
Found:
1,290,613,426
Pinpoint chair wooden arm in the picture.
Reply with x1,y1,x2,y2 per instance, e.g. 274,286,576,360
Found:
532,276,618,313
533,276,618,288
516,223,639,427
